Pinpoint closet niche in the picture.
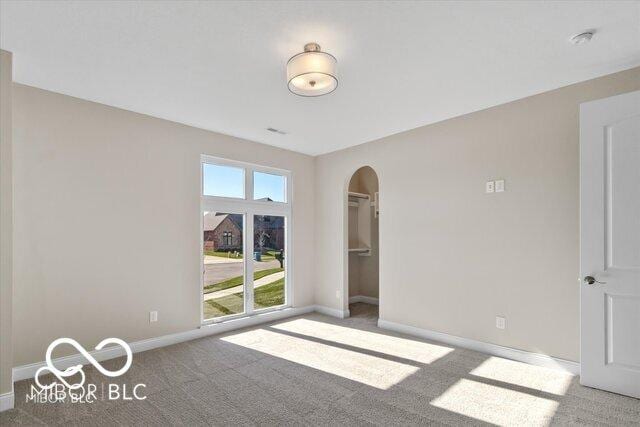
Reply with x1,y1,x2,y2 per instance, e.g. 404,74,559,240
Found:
348,191,372,254
347,166,380,306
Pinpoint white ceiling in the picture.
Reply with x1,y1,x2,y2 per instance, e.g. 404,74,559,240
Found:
1,1,639,155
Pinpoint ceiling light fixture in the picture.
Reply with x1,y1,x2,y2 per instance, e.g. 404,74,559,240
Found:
287,43,337,97
570,31,594,45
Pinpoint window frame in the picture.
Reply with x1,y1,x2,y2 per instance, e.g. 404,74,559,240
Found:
200,155,292,325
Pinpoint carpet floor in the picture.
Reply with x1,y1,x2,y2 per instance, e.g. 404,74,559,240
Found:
2,303,639,426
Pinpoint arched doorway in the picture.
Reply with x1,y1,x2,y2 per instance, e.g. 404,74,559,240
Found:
345,166,380,319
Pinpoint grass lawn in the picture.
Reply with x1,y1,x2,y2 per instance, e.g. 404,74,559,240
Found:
257,250,280,261
203,267,283,294
203,278,285,318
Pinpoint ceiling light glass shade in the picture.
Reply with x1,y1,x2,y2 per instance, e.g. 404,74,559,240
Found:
287,43,337,97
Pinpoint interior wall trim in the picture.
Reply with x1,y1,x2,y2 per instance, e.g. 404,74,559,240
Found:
378,318,580,375
12,305,315,382
11,305,579,391
0,391,14,412
314,305,351,319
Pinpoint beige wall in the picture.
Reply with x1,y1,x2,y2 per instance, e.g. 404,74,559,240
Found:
8,65,640,369
12,84,316,366
348,167,379,298
315,67,640,362
0,50,13,395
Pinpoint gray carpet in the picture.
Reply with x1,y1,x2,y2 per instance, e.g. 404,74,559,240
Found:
2,303,639,426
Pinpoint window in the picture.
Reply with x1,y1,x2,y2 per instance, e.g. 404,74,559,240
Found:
203,211,245,320
223,231,233,246
201,156,291,323
253,215,286,310
253,171,286,202
203,163,244,199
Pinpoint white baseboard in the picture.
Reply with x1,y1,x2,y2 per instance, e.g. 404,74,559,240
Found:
314,305,350,319
378,319,580,375
348,295,379,305
11,306,579,388
13,305,315,382
0,391,14,412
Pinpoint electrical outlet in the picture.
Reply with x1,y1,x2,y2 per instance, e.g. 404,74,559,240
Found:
149,311,158,323
336,290,341,299
496,316,506,330
485,181,495,193
495,179,505,192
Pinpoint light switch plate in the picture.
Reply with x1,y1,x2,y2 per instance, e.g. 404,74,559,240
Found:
486,181,495,193
495,179,505,192
149,311,158,323
496,316,506,330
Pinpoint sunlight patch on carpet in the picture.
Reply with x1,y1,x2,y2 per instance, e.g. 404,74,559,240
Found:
469,356,573,396
222,328,419,389
430,378,559,425
271,318,454,364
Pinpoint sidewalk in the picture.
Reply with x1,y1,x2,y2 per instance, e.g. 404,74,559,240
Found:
203,271,285,301
204,255,243,265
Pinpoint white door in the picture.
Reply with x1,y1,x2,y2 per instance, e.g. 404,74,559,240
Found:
580,90,640,398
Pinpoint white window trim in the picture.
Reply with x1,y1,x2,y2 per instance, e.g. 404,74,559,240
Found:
200,155,292,325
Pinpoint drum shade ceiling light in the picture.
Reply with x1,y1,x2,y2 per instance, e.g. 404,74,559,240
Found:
287,43,337,97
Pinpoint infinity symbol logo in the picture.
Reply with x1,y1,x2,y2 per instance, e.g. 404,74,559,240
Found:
34,338,133,390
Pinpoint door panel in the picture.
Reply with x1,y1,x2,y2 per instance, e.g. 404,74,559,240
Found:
580,90,640,398
605,294,640,369
606,117,640,269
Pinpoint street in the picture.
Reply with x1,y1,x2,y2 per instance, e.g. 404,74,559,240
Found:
203,256,281,286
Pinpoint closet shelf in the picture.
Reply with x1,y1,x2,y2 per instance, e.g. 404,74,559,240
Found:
348,247,370,253
348,191,370,200
348,191,372,254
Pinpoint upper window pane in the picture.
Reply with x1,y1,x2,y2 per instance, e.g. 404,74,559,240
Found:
253,171,286,203
203,163,244,198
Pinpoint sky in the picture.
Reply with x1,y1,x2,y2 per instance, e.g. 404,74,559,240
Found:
203,163,285,202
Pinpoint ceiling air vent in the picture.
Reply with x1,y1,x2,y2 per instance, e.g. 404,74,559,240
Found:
267,127,287,135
